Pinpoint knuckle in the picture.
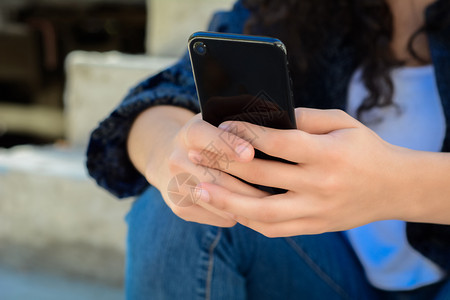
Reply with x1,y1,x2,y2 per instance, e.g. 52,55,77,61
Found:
235,216,249,227
321,174,342,196
266,133,283,150
214,189,235,210
246,163,268,185
167,152,184,173
214,198,228,210
286,130,304,150
330,109,347,118
255,206,276,222
331,109,360,126
221,220,237,228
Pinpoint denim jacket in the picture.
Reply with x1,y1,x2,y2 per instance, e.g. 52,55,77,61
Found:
86,0,450,272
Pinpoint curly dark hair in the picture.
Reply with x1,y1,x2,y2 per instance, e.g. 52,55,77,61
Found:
242,0,450,118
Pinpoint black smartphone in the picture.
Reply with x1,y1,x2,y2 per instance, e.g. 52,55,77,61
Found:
188,31,296,194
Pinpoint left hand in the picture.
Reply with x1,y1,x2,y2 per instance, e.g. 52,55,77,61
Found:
189,108,412,237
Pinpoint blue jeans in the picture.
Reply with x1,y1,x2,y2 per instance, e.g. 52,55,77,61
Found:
125,187,450,300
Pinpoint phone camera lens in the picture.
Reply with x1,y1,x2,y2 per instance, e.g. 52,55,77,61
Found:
193,42,207,56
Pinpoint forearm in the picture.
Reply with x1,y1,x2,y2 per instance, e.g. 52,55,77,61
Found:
127,105,195,189
402,149,450,225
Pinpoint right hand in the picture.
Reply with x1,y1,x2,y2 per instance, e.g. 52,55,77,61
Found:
145,113,269,227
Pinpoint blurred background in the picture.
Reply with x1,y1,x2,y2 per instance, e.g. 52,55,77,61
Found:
0,0,234,298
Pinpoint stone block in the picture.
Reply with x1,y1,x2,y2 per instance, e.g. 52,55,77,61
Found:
64,51,177,147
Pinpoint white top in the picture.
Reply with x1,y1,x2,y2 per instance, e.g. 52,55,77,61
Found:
345,65,447,290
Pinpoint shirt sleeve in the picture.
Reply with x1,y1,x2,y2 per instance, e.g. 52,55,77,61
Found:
86,0,250,198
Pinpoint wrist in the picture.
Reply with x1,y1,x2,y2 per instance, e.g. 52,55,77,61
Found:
127,105,195,189
144,128,178,190
391,148,450,224
390,147,426,222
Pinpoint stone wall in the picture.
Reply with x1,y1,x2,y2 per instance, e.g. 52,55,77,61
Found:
65,51,177,147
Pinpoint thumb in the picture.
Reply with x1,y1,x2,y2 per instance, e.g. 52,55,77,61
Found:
295,108,360,134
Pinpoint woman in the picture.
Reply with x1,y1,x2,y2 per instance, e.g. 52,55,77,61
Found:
87,0,450,298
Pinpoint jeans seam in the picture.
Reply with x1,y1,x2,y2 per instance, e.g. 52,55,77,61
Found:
284,237,351,300
205,227,223,300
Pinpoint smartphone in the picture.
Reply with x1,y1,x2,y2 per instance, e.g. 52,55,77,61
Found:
188,31,296,194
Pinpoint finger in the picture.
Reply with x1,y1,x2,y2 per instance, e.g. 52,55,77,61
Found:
169,203,237,228
234,216,328,237
189,153,298,191
182,155,269,197
196,182,316,224
191,165,270,198
167,170,266,225
182,118,255,162
218,120,318,163
167,148,269,221
196,201,236,220
295,108,360,134
162,167,237,226
176,153,270,198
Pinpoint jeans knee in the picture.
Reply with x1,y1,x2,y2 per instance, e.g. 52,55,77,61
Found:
126,186,215,270
125,187,218,298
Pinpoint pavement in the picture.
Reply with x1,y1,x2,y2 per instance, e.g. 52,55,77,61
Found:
0,266,123,300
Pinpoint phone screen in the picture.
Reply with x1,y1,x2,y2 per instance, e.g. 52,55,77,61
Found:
189,32,296,129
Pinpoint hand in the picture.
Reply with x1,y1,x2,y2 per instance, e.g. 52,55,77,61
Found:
136,110,269,228
190,108,412,237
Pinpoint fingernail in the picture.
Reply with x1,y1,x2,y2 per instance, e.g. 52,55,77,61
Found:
194,186,210,203
218,123,231,131
235,144,252,159
188,150,203,163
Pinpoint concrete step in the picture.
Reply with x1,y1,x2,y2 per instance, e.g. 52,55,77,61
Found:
0,145,131,286
0,103,64,140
